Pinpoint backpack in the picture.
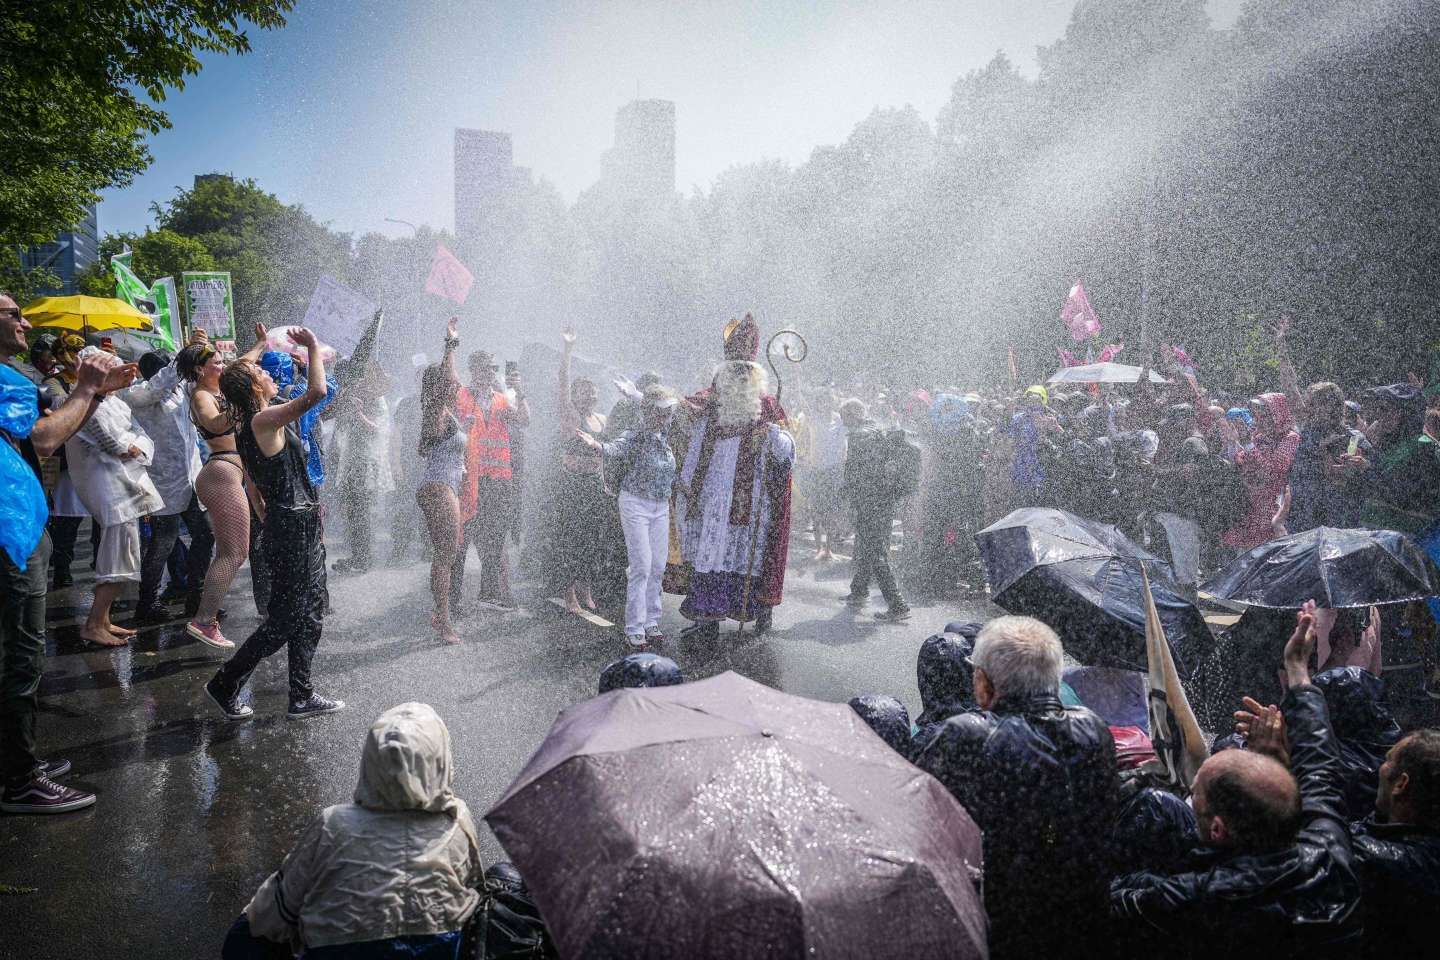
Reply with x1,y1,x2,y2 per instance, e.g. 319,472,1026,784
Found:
464,871,557,960
848,427,922,503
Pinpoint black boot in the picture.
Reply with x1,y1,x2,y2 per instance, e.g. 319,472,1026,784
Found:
679,620,721,643
754,607,773,635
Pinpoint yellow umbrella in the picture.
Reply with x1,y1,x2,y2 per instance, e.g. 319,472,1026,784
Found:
21,295,154,333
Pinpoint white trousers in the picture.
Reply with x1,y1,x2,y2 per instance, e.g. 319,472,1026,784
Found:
618,491,669,636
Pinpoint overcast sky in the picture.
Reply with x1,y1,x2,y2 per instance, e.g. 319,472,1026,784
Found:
99,0,1247,239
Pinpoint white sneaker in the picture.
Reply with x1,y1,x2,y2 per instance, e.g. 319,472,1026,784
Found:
625,634,648,648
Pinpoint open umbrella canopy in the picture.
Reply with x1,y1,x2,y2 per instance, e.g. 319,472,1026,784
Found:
1202,526,1440,609
486,671,987,960
22,295,153,332
977,507,1169,595
1048,362,1168,385
977,508,1212,675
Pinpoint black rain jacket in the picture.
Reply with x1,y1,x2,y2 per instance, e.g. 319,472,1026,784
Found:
1351,815,1440,958
916,693,1117,959
1110,685,1363,959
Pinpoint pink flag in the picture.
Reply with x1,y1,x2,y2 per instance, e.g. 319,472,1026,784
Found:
1097,342,1125,363
1060,281,1101,342
1056,347,1081,367
1168,344,1196,375
425,244,474,305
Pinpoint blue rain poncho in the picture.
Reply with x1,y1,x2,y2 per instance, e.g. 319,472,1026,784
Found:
0,363,47,568
260,351,337,486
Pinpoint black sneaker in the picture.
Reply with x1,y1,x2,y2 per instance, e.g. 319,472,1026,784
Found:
133,605,176,625
288,693,345,720
875,606,912,623
1,775,96,814
204,676,254,721
38,758,72,778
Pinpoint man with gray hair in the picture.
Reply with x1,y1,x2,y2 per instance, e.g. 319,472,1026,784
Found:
916,615,1117,959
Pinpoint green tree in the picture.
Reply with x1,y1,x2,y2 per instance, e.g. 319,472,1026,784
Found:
76,230,218,296
152,176,352,331
0,1,293,248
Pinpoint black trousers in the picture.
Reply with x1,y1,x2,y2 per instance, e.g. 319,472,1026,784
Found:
215,509,325,703
1,533,49,785
451,476,512,602
850,504,904,608
390,478,423,559
47,514,94,579
139,492,214,609
343,480,375,566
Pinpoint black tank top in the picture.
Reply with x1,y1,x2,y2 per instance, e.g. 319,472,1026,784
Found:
237,411,316,514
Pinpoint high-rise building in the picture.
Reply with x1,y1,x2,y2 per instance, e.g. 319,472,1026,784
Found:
454,129,519,238
21,203,98,296
599,99,676,200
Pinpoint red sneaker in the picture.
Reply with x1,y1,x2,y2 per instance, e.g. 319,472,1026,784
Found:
186,619,234,650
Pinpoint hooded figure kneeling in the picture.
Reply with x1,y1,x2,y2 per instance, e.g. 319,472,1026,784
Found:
223,703,483,959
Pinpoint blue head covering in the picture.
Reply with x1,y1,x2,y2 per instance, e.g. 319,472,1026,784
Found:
259,351,295,390
848,694,915,759
928,393,971,434
597,653,685,694
1225,407,1254,428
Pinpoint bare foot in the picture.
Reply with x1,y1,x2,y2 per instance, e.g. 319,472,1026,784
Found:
104,621,138,638
80,624,128,647
566,597,584,616
579,587,597,612
432,614,461,645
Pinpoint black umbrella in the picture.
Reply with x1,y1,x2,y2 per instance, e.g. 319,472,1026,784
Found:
486,672,987,960
1201,526,1440,609
976,508,1212,674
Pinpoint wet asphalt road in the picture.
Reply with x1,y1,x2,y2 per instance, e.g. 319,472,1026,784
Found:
0,535,996,958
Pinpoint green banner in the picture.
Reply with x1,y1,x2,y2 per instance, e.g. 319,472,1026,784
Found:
182,271,235,339
111,253,178,351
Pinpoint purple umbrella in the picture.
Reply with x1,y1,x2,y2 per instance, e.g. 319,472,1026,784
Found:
485,671,987,960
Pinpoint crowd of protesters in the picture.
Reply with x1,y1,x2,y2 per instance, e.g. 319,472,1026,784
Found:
4,290,1440,958
213,605,1438,959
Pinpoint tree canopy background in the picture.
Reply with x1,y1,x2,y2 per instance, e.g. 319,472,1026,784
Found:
53,0,1440,392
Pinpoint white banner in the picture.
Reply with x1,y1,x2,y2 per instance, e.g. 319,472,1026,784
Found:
300,275,375,357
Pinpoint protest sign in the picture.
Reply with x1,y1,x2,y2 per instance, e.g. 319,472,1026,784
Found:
182,271,235,338
300,275,376,357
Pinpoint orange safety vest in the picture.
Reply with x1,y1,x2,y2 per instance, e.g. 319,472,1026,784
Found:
460,388,512,481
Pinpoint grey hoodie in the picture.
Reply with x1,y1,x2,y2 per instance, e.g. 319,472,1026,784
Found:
245,703,483,951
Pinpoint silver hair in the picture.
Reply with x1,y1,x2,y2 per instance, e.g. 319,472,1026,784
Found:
972,615,1063,700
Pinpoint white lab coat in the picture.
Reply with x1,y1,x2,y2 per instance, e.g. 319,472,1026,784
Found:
64,396,164,527
112,362,202,516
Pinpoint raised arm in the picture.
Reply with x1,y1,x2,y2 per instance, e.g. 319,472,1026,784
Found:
112,356,180,409
238,321,269,364
1270,318,1305,415
442,316,459,384
252,329,329,433
558,327,578,431
29,355,137,458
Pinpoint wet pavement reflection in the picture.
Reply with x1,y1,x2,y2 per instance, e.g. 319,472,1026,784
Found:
0,550,995,957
